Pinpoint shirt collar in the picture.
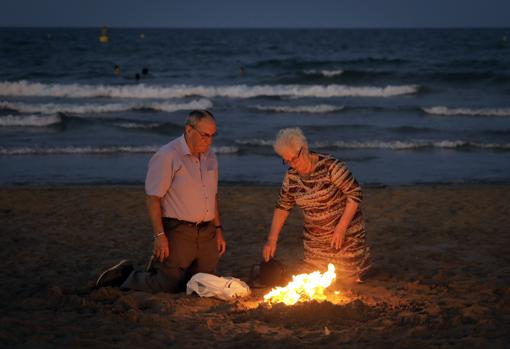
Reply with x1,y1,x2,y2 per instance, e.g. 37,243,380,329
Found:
178,135,192,156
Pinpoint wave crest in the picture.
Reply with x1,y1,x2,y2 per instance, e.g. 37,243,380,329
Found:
235,139,510,150
0,81,419,99
423,106,510,117
0,145,239,155
0,114,61,127
252,104,344,113
0,99,213,114
303,69,344,77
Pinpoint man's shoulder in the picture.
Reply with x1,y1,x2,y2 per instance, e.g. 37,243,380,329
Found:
157,136,183,155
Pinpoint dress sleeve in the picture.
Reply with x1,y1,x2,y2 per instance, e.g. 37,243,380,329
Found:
328,159,362,203
275,172,295,211
145,148,175,197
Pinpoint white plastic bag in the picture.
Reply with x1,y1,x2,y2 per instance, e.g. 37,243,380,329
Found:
186,273,251,301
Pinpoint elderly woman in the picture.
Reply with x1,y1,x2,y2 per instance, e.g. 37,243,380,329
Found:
262,128,370,282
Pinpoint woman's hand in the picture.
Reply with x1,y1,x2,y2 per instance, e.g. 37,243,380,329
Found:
154,234,170,262
330,226,346,250
263,240,278,261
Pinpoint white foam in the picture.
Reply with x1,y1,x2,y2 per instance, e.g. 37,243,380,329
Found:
314,140,467,150
235,138,510,150
0,145,160,155
252,104,344,113
0,114,62,127
213,146,240,154
304,69,344,77
114,122,162,129
0,99,213,115
423,106,510,117
235,139,275,146
0,81,419,99
0,144,240,155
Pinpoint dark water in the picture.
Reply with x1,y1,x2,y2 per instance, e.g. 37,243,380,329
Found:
1,28,509,185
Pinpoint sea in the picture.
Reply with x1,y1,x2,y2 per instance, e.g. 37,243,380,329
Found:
1,28,509,186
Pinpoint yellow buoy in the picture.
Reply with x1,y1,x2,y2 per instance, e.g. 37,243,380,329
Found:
99,26,109,44
140,33,145,39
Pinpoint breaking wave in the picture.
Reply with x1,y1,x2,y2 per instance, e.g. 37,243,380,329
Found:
303,69,344,77
423,106,510,117
235,139,510,150
0,81,419,99
252,104,344,113
0,99,213,114
0,114,62,127
114,122,162,129
0,145,239,155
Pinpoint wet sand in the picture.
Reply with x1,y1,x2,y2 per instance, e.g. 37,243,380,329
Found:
1,185,509,348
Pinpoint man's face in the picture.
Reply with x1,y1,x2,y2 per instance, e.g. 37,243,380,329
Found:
185,117,217,154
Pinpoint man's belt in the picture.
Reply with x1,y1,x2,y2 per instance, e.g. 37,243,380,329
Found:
164,218,211,229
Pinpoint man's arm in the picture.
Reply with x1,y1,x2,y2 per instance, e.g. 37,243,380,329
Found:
146,195,169,262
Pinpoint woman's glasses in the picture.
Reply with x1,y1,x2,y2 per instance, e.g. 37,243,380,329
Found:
282,146,303,165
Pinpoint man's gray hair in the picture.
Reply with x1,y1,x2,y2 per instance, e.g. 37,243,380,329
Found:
273,127,308,155
185,110,215,127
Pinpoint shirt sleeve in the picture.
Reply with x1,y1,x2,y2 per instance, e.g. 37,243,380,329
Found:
145,148,175,197
328,159,362,203
275,172,296,211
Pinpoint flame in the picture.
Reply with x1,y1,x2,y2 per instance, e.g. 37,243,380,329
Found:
263,263,337,305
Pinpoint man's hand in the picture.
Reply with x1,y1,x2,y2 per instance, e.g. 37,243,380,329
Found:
216,230,227,256
154,234,170,262
262,240,277,262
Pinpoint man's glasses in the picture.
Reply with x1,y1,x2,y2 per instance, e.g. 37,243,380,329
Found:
192,125,217,140
282,146,303,165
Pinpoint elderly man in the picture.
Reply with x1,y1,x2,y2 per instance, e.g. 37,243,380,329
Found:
96,110,226,293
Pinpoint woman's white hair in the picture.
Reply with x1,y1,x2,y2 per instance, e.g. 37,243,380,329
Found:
273,127,308,155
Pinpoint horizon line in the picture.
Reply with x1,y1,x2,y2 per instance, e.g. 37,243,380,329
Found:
1,25,509,30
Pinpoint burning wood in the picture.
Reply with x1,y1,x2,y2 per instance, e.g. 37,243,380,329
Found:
263,263,337,305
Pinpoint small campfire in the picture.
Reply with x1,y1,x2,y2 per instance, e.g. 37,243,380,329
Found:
263,263,337,305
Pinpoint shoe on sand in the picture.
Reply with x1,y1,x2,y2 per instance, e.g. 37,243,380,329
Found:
95,259,133,288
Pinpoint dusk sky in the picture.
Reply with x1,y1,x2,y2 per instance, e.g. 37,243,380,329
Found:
2,0,510,28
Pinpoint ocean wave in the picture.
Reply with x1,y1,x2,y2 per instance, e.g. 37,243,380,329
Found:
303,69,344,77
0,99,213,114
0,81,419,99
252,104,344,113
235,139,510,150
114,122,162,129
423,106,510,117
214,146,240,154
235,139,275,146
0,145,239,155
253,57,408,69
0,114,62,127
317,140,510,150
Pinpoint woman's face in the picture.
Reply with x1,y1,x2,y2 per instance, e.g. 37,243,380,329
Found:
280,145,308,172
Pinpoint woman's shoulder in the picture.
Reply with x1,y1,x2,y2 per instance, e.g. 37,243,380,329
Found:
315,152,341,166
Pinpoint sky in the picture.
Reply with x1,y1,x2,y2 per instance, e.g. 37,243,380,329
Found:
1,0,509,28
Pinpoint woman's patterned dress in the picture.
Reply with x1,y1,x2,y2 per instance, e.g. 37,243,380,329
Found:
276,153,370,279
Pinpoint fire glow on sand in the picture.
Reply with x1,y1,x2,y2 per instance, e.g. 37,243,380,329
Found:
263,263,338,305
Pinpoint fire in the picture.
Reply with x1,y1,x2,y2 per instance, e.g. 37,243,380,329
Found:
263,263,336,305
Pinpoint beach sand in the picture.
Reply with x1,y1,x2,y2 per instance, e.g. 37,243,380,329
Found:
1,185,509,348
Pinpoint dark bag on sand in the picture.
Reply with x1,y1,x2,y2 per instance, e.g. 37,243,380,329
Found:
249,259,288,288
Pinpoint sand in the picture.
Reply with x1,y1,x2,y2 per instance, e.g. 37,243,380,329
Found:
1,185,509,348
